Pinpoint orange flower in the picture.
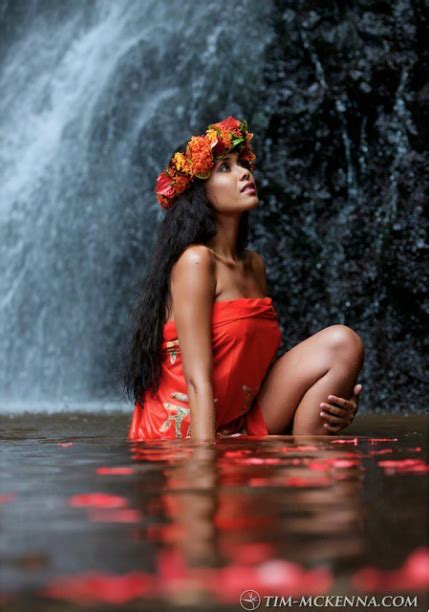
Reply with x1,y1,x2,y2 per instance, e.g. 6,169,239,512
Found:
217,127,234,151
173,174,192,193
186,135,214,178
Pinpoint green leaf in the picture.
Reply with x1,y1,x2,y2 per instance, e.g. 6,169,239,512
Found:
195,171,211,179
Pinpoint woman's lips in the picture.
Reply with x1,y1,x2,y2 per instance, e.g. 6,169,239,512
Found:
241,187,257,195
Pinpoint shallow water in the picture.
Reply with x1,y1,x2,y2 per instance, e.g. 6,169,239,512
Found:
1,413,428,611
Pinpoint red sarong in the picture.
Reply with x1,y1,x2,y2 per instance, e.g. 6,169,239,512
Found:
128,297,282,440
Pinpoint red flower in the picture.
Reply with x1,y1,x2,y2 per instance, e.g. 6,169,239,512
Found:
155,170,192,208
218,116,241,131
155,171,175,199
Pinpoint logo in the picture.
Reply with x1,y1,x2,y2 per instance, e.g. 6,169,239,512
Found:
240,590,261,610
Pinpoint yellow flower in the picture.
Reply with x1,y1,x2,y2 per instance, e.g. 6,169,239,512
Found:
172,152,192,175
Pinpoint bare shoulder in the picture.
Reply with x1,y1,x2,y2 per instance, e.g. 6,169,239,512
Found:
173,244,215,272
171,245,216,292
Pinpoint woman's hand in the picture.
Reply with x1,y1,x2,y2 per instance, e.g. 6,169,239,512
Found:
319,384,363,433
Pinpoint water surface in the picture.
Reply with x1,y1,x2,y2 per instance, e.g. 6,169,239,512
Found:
1,413,428,611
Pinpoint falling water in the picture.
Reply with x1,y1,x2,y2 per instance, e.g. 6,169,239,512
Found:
0,0,273,411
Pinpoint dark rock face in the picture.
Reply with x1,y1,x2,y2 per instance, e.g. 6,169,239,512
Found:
250,0,428,413
0,0,427,413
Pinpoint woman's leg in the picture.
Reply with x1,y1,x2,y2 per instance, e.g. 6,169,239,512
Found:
255,324,365,435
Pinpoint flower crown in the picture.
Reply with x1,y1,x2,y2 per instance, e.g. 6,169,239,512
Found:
155,115,256,209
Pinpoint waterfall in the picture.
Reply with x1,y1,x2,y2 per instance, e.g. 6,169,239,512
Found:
0,0,273,411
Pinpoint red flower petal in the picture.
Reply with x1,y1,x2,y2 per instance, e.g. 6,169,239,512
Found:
68,493,129,508
232,457,282,465
369,438,399,444
156,172,175,197
96,467,136,475
331,458,360,468
378,459,429,474
277,446,312,453
404,548,429,585
331,437,359,445
308,458,360,471
307,461,330,472
218,116,241,131
40,571,156,604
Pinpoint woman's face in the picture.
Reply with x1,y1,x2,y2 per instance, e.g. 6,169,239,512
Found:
205,150,259,212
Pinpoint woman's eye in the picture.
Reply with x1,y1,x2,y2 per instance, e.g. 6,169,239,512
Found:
219,159,250,170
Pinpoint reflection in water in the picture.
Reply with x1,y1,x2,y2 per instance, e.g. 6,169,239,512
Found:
129,436,367,601
1,413,428,608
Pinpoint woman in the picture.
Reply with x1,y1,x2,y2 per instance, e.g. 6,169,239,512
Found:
124,116,364,441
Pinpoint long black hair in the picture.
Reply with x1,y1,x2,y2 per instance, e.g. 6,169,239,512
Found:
122,142,250,406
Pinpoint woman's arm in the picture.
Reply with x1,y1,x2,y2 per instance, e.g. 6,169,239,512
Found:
170,245,217,442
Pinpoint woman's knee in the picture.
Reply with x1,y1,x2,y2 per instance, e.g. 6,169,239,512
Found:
325,324,365,363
